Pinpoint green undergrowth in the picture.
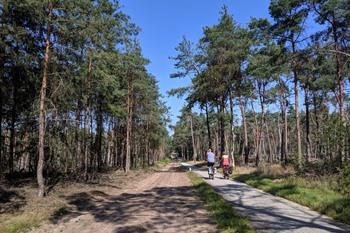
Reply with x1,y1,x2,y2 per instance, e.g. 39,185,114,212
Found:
233,172,350,225
188,172,255,233
0,206,66,233
154,157,172,169
157,157,171,165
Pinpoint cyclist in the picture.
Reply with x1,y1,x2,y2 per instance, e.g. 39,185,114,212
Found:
207,149,215,178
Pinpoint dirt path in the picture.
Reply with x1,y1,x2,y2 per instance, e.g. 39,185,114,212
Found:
192,165,350,233
30,164,217,233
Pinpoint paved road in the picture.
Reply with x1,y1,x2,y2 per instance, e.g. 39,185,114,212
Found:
191,165,350,233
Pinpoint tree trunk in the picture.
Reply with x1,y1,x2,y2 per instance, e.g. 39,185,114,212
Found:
9,75,17,176
305,88,311,161
190,115,197,161
281,97,288,165
292,41,302,168
229,92,235,167
239,97,249,165
96,101,103,171
0,91,2,173
37,0,52,197
256,82,266,166
294,75,302,167
219,98,225,156
125,72,133,173
84,53,93,181
205,103,212,149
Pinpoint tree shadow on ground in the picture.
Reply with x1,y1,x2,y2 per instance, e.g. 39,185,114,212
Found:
0,186,26,214
51,185,217,232
213,182,350,233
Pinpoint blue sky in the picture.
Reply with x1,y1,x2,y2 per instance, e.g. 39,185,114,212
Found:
119,0,271,127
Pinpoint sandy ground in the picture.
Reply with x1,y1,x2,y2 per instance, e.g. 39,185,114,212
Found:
30,164,217,233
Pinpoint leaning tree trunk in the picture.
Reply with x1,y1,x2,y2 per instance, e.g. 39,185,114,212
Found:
37,0,52,197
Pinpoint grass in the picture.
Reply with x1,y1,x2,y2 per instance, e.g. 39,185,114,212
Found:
188,172,255,233
157,157,171,166
233,171,350,225
0,210,49,233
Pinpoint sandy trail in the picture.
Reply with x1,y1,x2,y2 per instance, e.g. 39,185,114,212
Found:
31,164,217,233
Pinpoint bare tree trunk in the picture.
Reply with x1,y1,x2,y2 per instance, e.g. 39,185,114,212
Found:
96,101,103,171
256,82,266,166
219,99,225,156
0,93,3,174
125,73,133,173
37,0,52,197
205,103,212,149
239,97,249,165
305,88,311,162
291,42,302,168
229,93,235,167
84,53,93,181
9,75,17,176
250,101,260,166
190,115,197,161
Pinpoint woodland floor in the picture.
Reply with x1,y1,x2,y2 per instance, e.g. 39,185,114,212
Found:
24,163,217,233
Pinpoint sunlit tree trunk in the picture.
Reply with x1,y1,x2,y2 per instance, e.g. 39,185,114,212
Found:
125,72,133,173
190,115,197,161
239,96,249,164
37,0,52,197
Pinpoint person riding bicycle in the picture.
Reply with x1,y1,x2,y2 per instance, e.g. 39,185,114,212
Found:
220,152,232,178
207,149,215,174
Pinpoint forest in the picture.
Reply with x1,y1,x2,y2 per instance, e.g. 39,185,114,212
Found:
1,0,350,232
0,0,169,197
170,0,350,174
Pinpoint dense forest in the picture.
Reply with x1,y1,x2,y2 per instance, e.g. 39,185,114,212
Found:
171,0,350,172
0,0,169,197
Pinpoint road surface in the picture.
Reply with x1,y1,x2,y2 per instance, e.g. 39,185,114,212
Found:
192,165,350,233
30,164,217,233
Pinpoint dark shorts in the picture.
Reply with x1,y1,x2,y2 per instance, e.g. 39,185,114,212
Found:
207,162,215,167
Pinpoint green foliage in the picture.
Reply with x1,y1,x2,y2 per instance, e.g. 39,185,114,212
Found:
0,0,169,177
340,163,350,197
188,172,255,233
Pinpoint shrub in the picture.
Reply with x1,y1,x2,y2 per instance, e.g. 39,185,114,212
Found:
340,163,350,197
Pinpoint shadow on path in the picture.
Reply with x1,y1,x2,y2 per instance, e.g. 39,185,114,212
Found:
52,184,216,232
195,166,350,233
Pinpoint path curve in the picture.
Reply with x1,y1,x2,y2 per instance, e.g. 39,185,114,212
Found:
192,165,350,233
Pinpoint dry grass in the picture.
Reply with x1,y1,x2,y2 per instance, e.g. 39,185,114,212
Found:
0,168,154,233
256,164,295,178
234,166,257,175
